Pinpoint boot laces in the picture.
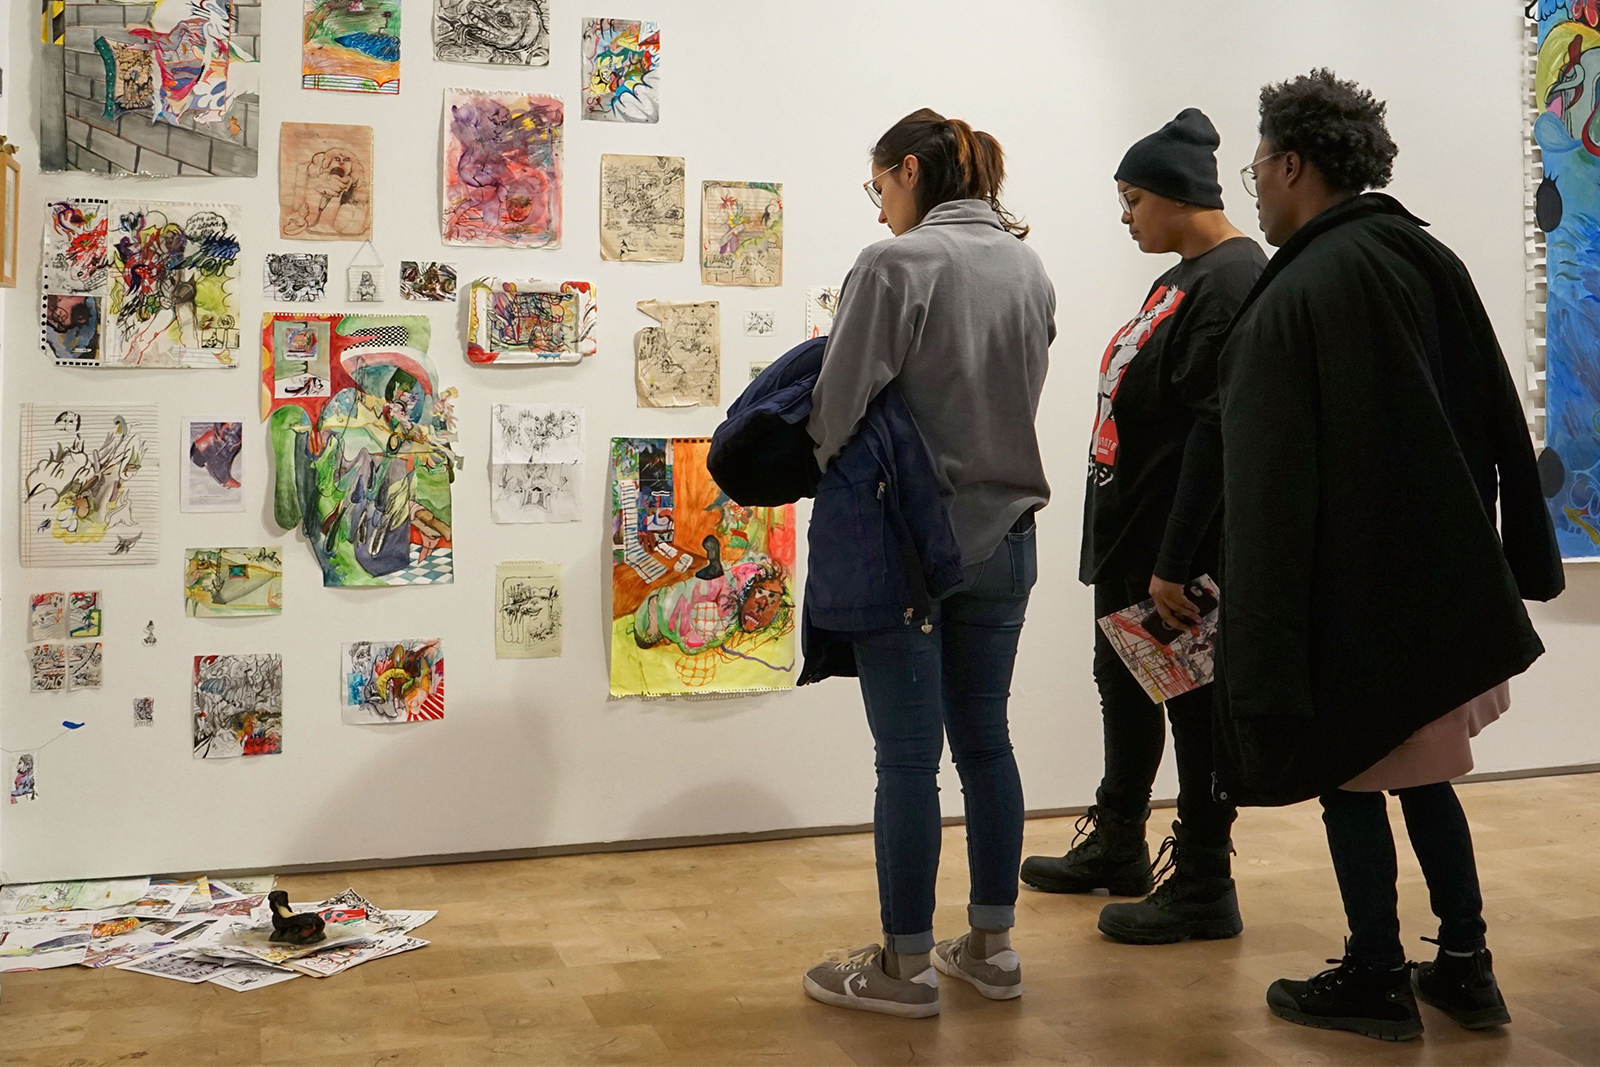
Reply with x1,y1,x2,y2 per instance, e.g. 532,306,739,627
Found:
1069,806,1102,849
1145,836,1181,903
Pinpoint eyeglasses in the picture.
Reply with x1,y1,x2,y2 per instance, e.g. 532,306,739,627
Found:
1240,152,1287,198
1117,190,1133,214
864,163,900,208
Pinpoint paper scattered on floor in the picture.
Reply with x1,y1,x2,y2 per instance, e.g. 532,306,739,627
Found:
0,877,430,988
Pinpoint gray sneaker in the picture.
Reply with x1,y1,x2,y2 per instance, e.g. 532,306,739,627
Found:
802,945,940,1018
932,934,1022,1000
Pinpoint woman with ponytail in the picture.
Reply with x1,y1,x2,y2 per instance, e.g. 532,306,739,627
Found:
801,109,1055,1018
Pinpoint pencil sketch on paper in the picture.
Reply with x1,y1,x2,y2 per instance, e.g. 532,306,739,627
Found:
634,300,721,408
303,0,402,95
491,403,582,465
744,310,775,336
183,418,244,514
11,753,37,804
806,286,841,338
68,592,102,639
495,561,562,658
434,0,549,65
279,123,374,242
492,463,581,524
749,362,773,382
29,593,66,642
599,154,685,262
489,403,582,523
342,640,445,724
264,255,328,303
29,644,66,693
466,278,596,365
67,643,103,691
184,547,283,618
580,19,660,124
442,89,563,248
134,697,154,727
20,404,160,567
701,182,783,287
400,262,457,302
192,653,283,759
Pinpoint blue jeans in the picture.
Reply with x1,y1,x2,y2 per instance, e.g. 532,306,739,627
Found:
849,521,1036,954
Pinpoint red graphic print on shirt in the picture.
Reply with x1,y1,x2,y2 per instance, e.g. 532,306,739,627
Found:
1089,284,1186,483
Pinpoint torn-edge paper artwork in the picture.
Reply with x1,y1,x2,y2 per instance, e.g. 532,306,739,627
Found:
342,640,446,724
490,404,582,523
9,752,38,805
29,593,66,642
303,0,402,95
496,561,562,659
185,547,283,618
263,254,329,303
701,182,783,287
442,89,563,248
635,300,721,408
28,645,65,693
67,642,103,691
279,123,375,242
805,286,841,338
192,653,283,759
183,418,244,514
580,19,661,124
600,154,685,262
20,403,160,567
467,278,596,365
400,261,458,302
434,0,550,65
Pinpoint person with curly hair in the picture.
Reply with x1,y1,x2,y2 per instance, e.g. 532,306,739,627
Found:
1217,70,1564,1041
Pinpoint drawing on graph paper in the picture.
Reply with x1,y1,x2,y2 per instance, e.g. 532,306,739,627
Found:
610,437,797,698
29,644,66,693
303,0,401,94
20,404,159,567
701,182,783,287
67,642,103,691
342,640,445,724
434,0,549,65
192,653,283,759
68,592,101,639
279,123,374,241
805,286,841,338
634,300,721,408
442,89,563,248
134,697,154,727
466,278,595,364
599,154,685,262
400,261,458,302
580,18,660,124
264,254,329,303
185,547,284,618
29,593,66,642
183,418,244,514
495,561,562,658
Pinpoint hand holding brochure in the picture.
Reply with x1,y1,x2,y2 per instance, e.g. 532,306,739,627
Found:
1096,576,1220,704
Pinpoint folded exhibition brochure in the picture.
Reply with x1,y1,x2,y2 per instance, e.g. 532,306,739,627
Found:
1096,576,1221,704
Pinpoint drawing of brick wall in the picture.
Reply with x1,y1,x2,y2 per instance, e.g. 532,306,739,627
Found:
42,0,260,178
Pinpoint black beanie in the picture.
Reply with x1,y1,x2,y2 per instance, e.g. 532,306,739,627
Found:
1115,108,1225,210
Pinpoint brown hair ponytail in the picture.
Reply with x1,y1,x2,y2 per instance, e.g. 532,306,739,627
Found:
872,108,1029,238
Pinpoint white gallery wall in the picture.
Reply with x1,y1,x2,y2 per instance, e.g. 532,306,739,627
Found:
4,0,1594,884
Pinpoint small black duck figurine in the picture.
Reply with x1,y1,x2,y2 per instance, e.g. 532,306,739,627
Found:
267,890,326,944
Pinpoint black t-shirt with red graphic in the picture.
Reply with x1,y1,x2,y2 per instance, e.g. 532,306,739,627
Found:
1080,236,1267,586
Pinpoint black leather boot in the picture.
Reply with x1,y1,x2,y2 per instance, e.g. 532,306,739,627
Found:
1020,801,1151,896
1097,821,1243,944
1412,943,1511,1029
1267,952,1423,1042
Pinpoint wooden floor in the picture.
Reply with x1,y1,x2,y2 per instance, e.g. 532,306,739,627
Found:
4,774,1600,1066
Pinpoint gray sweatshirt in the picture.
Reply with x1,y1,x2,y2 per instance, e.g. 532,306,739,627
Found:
809,199,1055,566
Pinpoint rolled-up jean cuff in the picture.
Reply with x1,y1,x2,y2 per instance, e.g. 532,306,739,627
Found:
968,904,1015,930
885,929,935,954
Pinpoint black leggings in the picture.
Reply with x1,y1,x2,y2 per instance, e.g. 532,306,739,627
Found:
1092,578,1235,847
1320,783,1487,967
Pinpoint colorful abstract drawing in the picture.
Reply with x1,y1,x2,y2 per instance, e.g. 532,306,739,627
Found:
442,89,563,248
265,315,461,588
261,316,333,419
610,438,797,697
279,123,375,241
185,547,283,617
303,0,401,94
1537,2,1600,558
67,592,102,639
435,0,550,65
40,0,260,177
342,640,445,723
701,182,783,287
805,286,841,339
467,278,595,364
42,199,108,294
20,404,160,567
580,19,660,124
400,261,458,302
183,418,244,513
600,154,685,262
41,295,102,365
192,654,283,759
495,562,562,658
29,593,66,642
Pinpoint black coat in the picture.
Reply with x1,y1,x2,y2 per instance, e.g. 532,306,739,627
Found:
1213,194,1564,807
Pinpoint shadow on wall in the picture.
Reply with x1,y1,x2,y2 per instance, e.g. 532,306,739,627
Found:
1531,562,1600,624
629,778,800,842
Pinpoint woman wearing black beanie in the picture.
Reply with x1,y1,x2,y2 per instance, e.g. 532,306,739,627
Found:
1021,108,1266,945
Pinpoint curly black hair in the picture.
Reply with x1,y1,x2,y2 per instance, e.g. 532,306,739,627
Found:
1259,69,1398,194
